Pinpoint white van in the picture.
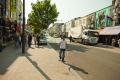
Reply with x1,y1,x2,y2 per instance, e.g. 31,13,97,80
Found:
81,29,99,45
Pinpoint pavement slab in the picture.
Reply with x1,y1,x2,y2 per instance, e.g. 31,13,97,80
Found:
0,43,82,80
27,44,82,80
1,56,46,80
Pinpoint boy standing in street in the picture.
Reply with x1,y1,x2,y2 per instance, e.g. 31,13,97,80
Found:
59,38,67,62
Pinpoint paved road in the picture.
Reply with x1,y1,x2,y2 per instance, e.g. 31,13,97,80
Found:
49,38,120,80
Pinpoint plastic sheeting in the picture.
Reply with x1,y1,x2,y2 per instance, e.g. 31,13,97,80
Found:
99,26,120,35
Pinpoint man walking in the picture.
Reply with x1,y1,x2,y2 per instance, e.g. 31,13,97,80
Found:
28,34,32,47
36,34,40,47
59,38,67,62
112,38,116,46
118,39,120,47
69,35,72,43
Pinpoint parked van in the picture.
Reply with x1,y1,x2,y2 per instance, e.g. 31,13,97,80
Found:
81,29,99,45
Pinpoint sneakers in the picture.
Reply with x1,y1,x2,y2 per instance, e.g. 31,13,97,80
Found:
62,60,65,63
59,59,61,61
59,59,65,63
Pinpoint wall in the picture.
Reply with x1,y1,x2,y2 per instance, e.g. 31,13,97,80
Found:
95,6,113,29
81,16,87,29
85,13,96,29
74,17,82,27
113,0,120,26
16,0,22,23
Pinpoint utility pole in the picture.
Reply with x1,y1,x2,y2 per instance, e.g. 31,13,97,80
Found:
22,0,25,53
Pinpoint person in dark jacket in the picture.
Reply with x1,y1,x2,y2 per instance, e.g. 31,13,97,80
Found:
36,34,40,47
0,37,2,52
28,34,32,47
69,35,72,43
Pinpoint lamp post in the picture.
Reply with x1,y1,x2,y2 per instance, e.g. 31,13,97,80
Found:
22,0,25,53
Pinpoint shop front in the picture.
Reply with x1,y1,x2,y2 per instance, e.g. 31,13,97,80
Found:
99,26,120,46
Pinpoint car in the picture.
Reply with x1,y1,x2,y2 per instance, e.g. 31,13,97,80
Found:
39,36,47,45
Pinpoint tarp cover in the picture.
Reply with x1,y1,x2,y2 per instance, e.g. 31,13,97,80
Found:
68,27,82,38
99,26,120,35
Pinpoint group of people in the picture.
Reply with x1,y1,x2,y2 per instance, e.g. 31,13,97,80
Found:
33,34,42,47
13,33,33,48
26,33,44,48
13,33,48,48
111,38,120,47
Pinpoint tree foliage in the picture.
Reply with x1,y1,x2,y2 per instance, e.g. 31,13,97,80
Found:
28,0,59,33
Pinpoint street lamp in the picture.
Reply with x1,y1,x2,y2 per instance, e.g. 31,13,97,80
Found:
22,0,25,53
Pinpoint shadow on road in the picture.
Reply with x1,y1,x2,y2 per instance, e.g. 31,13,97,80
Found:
63,62,88,75
94,43,115,49
49,42,89,53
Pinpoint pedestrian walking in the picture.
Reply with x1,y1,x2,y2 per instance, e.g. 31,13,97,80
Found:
14,33,19,48
19,34,22,46
33,34,37,46
118,39,120,47
111,38,116,46
69,35,72,43
0,37,2,52
28,34,32,47
59,38,67,62
24,33,28,47
36,34,40,47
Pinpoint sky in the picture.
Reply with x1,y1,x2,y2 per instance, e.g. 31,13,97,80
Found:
25,0,112,23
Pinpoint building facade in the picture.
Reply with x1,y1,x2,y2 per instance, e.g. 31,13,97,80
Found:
95,6,113,29
16,0,22,23
48,23,63,37
81,16,87,29
112,0,120,26
74,17,82,28
85,13,96,29
0,0,23,48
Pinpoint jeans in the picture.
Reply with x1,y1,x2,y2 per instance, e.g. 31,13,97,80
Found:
59,49,65,61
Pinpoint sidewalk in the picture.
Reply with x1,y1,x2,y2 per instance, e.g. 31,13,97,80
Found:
0,43,83,80
26,44,82,80
0,45,47,80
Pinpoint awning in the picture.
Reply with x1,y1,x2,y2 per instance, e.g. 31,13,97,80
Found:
99,26,120,35
96,29,103,33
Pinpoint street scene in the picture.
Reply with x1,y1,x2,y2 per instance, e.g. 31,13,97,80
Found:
49,37,120,80
0,0,120,80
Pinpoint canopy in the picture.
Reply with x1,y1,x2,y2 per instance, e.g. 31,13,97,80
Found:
68,27,82,38
99,26,120,35
96,29,103,33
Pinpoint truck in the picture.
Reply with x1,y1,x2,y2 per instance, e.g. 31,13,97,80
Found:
68,27,99,45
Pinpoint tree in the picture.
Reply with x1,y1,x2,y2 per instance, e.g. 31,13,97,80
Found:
28,0,59,33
